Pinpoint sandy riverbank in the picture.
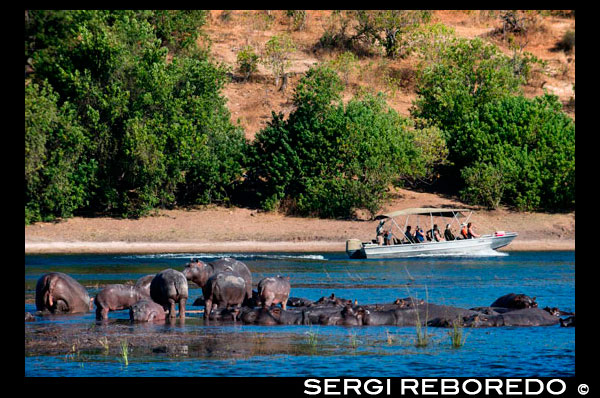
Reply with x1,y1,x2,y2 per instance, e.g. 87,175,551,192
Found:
24,238,573,254
24,189,574,255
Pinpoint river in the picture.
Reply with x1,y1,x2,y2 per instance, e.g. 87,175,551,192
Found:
24,251,574,377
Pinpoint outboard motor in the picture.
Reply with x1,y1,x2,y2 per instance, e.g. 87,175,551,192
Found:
346,239,365,259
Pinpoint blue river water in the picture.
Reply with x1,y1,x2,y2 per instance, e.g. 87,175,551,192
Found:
24,251,574,377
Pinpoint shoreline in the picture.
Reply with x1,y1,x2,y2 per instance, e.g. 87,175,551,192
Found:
24,238,574,254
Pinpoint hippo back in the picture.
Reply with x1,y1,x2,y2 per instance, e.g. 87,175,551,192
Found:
203,271,246,307
490,293,537,309
210,258,252,299
150,269,189,306
35,272,91,314
134,274,154,297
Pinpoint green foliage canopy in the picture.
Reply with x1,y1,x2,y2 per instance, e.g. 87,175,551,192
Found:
246,65,445,218
25,10,246,222
412,37,574,211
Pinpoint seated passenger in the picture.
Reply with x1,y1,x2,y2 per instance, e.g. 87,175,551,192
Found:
467,222,480,239
404,226,415,243
385,230,395,246
426,228,433,241
415,226,425,243
432,224,443,242
460,223,468,240
444,224,455,241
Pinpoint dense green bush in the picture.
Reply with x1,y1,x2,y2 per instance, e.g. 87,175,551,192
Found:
246,65,445,218
459,94,575,211
25,10,246,222
236,45,260,81
412,37,574,211
25,81,97,223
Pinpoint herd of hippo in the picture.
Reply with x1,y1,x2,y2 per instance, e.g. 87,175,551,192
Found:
29,257,575,328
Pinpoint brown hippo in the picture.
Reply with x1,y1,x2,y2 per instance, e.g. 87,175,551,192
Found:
202,271,246,321
130,299,166,322
490,293,538,309
35,272,93,314
287,297,314,307
150,269,188,319
95,284,149,320
134,274,154,297
463,307,559,327
257,275,291,309
311,293,353,307
183,258,252,303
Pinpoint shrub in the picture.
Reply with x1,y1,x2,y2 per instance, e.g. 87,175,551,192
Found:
412,37,574,211
236,45,260,81
555,30,575,53
262,34,296,86
286,10,307,31
246,65,443,218
25,11,246,221
460,94,575,211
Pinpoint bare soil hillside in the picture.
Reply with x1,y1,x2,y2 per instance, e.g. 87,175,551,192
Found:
205,10,574,140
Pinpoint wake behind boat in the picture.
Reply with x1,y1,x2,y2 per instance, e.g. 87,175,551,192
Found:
346,207,517,259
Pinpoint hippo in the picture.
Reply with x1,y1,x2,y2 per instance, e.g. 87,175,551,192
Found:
490,293,538,309
311,293,353,307
95,284,149,320
150,269,188,319
257,275,291,309
183,258,253,302
362,307,412,326
134,274,154,297
130,299,166,322
202,271,246,321
267,307,308,325
287,296,314,307
35,272,93,314
463,307,559,327
242,306,307,325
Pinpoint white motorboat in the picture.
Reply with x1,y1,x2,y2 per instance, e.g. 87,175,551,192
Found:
346,207,517,259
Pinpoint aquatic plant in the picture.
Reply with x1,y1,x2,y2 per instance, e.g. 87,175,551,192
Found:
305,328,319,350
449,318,468,348
385,329,395,345
98,337,109,354
254,332,267,345
348,331,360,350
120,340,129,366
410,286,430,348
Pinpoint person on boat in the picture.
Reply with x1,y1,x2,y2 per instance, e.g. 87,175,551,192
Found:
467,222,480,239
385,230,395,245
376,220,385,245
431,224,443,242
460,223,468,239
415,226,425,243
444,224,455,241
404,226,415,243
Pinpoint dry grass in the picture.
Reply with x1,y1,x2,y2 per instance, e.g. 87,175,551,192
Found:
202,10,574,140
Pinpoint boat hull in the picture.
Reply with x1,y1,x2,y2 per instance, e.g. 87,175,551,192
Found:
347,233,518,259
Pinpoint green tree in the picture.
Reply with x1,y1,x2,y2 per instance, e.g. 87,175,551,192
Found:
262,34,296,86
236,45,260,81
25,81,97,223
246,65,444,218
25,10,246,221
412,37,574,211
